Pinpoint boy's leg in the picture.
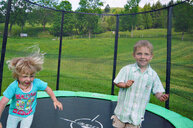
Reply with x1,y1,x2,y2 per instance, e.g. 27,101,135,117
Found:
111,115,126,128
6,114,21,128
20,114,34,128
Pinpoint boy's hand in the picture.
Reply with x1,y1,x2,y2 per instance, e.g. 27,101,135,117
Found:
53,100,63,110
156,93,169,102
125,80,134,88
159,94,169,102
0,122,2,128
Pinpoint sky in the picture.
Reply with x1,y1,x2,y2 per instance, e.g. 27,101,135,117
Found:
60,0,177,11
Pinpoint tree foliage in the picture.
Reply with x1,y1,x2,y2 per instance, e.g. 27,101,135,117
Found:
0,1,6,23
151,1,165,28
30,0,58,31
75,0,103,37
173,2,193,33
142,3,152,29
0,0,32,33
50,1,74,36
1,0,192,37
104,4,110,13
120,0,140,32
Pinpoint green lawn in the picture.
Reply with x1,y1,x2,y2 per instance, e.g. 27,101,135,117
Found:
0,28,192,121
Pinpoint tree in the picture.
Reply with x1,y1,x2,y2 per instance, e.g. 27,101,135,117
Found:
142,3,152,29
0,1,6,23
31,8,54,31
29,0,58,31
151,1,164,28
104,4,110,13
173,2,193,39
120,0,140,37
75,0,103,39
105,16,116,31
1,0,31,33
50,1,74,36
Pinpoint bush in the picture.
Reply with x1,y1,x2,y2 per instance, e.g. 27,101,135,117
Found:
10,26,45,37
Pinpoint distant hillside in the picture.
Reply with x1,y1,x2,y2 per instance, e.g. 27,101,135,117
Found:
102,7,124,14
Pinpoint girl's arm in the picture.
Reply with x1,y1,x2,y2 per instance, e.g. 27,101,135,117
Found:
0,96,10,128
155,92,169,102
45,86,63,110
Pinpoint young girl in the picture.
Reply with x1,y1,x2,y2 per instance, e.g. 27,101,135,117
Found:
0,49,63,128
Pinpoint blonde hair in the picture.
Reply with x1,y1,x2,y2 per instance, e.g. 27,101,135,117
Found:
7,49,45,79
133,40,153,54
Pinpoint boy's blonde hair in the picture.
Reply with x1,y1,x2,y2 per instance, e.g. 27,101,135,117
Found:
133,40,153,54
7,50,45,79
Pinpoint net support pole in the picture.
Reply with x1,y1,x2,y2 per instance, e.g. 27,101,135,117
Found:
56,12,64,90
111,15,119,95
165,6,173,109
0,0,12,95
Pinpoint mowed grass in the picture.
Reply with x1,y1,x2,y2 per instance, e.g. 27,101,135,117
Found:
0,28,192,120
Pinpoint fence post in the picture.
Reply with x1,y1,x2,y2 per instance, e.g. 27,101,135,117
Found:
165,6,173,109
0,0,12,95
111,15,119,95
56,12,64,90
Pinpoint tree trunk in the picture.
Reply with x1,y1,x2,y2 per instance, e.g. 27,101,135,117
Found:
21,26,24,32
131,25,133,38
9,23,13,34
43,24,46,31
181,32,184,40
89,31,91,40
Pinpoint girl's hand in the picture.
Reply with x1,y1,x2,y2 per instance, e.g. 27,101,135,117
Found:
125,80,134,88
53,100,63,110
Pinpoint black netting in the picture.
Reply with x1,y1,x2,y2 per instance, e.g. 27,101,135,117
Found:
0,0,192,120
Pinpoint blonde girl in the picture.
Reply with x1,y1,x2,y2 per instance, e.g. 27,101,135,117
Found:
0,49,63,128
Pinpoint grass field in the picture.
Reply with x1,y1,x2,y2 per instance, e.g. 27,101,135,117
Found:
0,27,192,121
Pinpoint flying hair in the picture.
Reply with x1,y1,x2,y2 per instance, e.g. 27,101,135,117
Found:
6,46,45,79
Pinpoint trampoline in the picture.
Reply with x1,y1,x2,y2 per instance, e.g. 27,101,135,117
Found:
0,91,192,128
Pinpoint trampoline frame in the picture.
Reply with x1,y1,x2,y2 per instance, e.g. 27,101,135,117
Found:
1,90,192,128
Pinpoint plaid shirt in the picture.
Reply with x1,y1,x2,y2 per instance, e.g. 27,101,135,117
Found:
114,63,165,125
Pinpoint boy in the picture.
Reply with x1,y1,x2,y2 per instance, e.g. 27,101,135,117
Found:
111,40,169,128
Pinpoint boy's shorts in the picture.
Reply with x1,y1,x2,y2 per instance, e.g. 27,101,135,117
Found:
111,115,140,128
